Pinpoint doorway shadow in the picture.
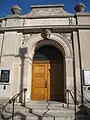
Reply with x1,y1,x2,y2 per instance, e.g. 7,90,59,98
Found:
49,60,64,102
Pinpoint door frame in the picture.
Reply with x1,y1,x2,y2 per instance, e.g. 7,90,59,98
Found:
32,59,65,101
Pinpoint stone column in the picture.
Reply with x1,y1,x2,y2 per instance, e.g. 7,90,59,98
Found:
73,31,81,103
65,56,74,103
19,47,32,102
22,56,32,102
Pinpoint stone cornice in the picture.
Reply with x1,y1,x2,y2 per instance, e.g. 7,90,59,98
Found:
31,4,64,8
0,15,74,20
75,12,90,16
21,15,74,19
0,25,90,33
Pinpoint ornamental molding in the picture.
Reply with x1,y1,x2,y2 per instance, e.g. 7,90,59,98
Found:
55,33,72,44
21,32,72,48
22,34,31,47
60,33,72,44
30,33,41,37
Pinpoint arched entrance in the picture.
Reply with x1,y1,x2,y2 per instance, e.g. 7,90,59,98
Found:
32,45,65,102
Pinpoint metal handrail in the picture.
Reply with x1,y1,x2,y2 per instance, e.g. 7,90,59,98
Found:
43,89,75,116
1,88,27,120
66,89,76,108
43,100,50,117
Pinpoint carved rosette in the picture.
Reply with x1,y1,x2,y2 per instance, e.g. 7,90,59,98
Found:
41,29,51,39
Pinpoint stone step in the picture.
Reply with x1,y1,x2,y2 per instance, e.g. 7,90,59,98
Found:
0,102,75,120
1,112,90,120
1,101,90,120
1,100,90,120
1,110,75,120
5,104,74,116
26,101,74,110
1,112,74,120
1,105,90,120
31,109,74,117
1,111,41,120
4,104,28,113
4,101,74,112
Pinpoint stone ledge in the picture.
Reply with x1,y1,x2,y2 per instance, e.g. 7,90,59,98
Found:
31,4,64,8
0,25,90,32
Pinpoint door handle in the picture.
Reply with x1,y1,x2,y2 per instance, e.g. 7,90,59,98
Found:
45,81,47,88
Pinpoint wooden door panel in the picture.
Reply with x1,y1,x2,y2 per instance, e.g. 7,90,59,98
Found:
32,87,45,100
32,63,50,100
32,61,64,101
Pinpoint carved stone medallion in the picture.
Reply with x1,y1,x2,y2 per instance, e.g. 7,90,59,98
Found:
41,29,51,39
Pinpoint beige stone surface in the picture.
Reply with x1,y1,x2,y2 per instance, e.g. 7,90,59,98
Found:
0,33,4,56
79,30,90,69
23,4,73,18
24,18,70,26
6,18,23,27
0,4,90,104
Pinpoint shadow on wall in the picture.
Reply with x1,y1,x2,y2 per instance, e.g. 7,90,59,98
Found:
19,47,28,103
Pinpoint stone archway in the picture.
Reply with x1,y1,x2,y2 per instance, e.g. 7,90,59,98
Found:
25,33,73,102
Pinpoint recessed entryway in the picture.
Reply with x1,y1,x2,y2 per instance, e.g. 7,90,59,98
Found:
32,46,65,102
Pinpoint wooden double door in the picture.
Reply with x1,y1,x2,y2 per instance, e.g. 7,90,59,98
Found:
32,61,64,101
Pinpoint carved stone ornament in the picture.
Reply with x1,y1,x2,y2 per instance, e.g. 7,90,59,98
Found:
74,2,86,12
41,29,51,39
60,33,72,44
11,5,22,15
22,34,31,47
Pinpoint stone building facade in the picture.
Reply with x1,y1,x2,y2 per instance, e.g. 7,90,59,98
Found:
0,3,90,105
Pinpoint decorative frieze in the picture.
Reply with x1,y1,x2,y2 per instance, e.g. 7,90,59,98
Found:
24,18,70,26
54,32,72,44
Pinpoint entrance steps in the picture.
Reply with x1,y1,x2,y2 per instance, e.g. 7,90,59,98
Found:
0,100,90,120
26,101,74,116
